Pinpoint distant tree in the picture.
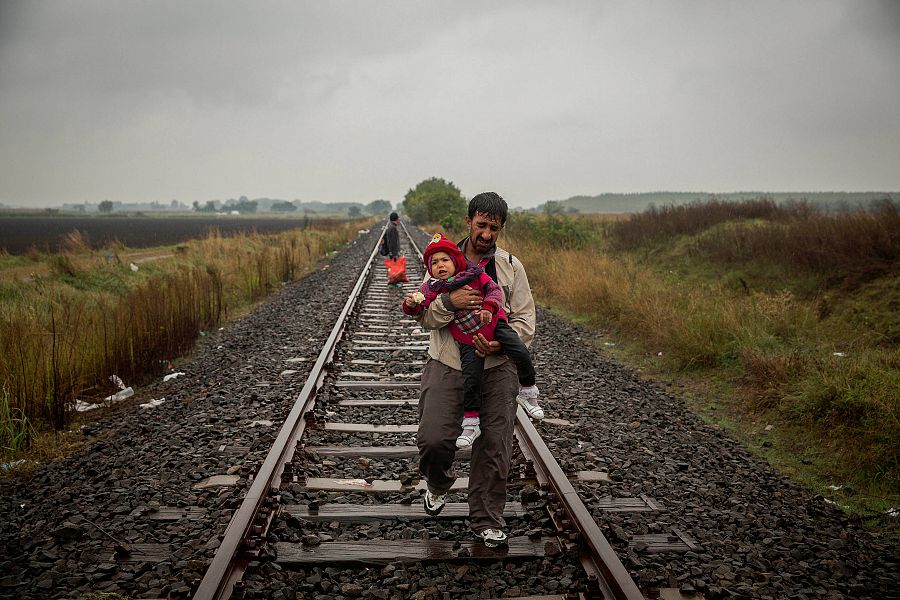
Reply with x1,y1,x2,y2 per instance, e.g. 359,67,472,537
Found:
348,205,362,218
235,197,257,213
194,200,218,213
364,199,392,215
271,200,297,212
543,201,564,215
401,177,466,226
98,200,114,213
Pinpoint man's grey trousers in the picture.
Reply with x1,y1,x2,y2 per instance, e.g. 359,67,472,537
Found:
416,359,518,533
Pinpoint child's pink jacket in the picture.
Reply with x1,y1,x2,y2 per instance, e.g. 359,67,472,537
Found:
402,268,506,346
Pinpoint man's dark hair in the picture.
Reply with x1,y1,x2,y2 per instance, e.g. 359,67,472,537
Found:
389,212,399,221
467,192,508,225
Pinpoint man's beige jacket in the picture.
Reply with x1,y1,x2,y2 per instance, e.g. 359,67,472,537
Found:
416,245,536,371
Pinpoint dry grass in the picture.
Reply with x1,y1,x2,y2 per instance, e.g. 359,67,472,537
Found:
500,208,899,499
0,221,364,450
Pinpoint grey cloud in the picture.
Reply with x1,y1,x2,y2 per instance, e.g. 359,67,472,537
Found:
0,0,898,208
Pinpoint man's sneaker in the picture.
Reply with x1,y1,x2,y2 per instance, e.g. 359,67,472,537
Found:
455,417,481,449
423,489,446,516
475,528,508,548
516,385,544,420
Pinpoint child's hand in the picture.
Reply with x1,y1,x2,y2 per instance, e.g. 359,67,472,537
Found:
480,309,492,324
404,293,417,307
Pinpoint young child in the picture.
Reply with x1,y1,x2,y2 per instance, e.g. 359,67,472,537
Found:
403,233,542,449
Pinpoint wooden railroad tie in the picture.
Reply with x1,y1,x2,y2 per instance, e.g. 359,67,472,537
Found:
274,537,558,566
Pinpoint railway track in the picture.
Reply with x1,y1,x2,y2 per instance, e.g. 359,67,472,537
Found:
191,220,651,600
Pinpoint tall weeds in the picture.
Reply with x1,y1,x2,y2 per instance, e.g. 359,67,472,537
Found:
609,198,806,248
0,222,361,444
691,200,899,288
503,204,899,487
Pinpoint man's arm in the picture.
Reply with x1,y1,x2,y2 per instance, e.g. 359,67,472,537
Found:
419,285,485,330
418,293,454,330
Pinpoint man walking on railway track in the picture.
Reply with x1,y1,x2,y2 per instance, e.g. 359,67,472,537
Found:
413,191,537,548
384,211,401,260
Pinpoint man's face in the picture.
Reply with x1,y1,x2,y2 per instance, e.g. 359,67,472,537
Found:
466,212,503,254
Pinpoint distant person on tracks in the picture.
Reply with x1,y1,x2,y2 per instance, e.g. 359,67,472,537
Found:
385,212,401,260
408,191,539,548
402,232,541,448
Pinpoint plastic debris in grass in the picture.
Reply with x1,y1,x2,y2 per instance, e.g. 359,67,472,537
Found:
78,386,134,411
109,374,126,390
163,372,185,382
833,352,847,357
1,459,28,471
130,263,139,272
140,398,165,409
887,508,899,517
105,387,134,402
75,400,101,412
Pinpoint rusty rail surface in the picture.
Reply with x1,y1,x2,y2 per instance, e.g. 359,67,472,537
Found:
192,224,387,600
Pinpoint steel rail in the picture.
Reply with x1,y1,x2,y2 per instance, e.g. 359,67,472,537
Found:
514,411,643,599
192,222,389,600
401,221,642,599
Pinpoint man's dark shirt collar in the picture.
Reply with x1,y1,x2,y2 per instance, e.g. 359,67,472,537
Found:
459,236,498,282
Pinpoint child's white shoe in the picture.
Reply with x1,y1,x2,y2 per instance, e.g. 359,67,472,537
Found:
456,417,481,448
516,385,544,420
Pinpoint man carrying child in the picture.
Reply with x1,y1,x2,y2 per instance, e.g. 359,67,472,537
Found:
410,192,539,547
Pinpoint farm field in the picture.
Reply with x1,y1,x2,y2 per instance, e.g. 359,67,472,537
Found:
0,214,330,254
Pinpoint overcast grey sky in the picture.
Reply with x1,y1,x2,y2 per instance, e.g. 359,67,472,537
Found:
1,1,898,209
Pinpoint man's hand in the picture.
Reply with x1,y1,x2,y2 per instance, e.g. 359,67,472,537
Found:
479,309,492,324
448,285,482,311
473,333,501,358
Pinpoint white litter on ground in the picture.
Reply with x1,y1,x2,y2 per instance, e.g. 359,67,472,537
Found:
104,387,134,402
163,372,185,382
139,398,166,409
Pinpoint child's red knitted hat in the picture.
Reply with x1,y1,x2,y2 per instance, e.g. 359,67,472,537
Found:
423,233,467,276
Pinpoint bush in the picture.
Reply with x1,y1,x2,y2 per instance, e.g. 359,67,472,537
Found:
401,178,466,225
